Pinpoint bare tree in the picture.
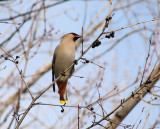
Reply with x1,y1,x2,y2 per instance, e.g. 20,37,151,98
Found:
0,0,160,129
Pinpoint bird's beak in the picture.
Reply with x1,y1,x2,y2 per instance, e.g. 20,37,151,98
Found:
72,34,82,42
76,35,82,38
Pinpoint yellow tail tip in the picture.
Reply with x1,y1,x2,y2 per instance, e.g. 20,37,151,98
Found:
60,100,68,104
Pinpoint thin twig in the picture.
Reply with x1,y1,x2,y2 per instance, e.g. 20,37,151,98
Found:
0,46,34,99
103,18,160,34
78,105,80,129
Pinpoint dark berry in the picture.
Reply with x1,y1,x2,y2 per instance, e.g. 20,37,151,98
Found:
4,57,8,60
86,60,89,63
16,56,20,59
110,32,115,38
96,40,101,46
105,34,111,38
61,72,65,76
145,80,152,84
74,60,78,65
90,107,94,110
147,89,150,92
106,16,112,22
61,109,64,113
92,42,96,48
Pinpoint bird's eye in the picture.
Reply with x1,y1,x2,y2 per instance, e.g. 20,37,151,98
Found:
73,37,79,42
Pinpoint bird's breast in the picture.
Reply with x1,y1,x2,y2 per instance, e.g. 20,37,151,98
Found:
55,45,75,80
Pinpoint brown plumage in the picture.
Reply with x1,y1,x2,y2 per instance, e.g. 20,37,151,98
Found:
57,81,67,102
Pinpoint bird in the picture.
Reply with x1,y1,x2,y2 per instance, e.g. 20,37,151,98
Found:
52,33,81,104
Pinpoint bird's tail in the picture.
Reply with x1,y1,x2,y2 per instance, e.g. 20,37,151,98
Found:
57,81,68,104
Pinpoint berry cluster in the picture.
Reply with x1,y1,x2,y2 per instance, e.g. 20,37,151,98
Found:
15,56,20,64
106,15,112,23
1,55,20,64
74,60,78,65
105,31,115,39
92,40,101,48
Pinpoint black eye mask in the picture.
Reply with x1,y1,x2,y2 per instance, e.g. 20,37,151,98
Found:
73,36,80,42
70,32,80,42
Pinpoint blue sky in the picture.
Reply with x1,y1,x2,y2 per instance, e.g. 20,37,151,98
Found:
0,0,160,129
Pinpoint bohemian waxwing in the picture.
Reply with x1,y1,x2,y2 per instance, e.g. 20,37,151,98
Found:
52,33,81,104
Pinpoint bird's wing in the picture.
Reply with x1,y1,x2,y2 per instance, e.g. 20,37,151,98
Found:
52,53,56,92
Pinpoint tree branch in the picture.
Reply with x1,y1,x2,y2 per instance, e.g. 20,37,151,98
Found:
87,63,160,129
